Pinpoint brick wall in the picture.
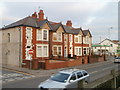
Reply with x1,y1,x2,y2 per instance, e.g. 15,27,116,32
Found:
44,59,83,70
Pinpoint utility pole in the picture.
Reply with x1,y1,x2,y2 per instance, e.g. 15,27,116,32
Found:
108,27,113,55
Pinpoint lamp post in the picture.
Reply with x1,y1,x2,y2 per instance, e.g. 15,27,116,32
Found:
108,27,113,55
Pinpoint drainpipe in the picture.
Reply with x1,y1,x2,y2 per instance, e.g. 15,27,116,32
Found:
18,27,21,67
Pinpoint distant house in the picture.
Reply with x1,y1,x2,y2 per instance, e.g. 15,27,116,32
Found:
0,10,92,68
92,38,119,55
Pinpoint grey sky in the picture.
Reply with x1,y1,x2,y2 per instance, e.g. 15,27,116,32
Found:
0,0,118,43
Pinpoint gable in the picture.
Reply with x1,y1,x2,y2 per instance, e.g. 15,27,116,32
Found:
78,30,83,35
86,32,91,37
56,25,64,32
41,22,51,30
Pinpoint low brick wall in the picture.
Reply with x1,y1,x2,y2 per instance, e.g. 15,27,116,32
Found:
89,55,105,63
22,55,105,70
45,59,83,70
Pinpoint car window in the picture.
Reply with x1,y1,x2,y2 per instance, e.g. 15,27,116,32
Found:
51,73,70,83
82,71,88,76
115,57,120,59
77,72,83,78
70,74,76,81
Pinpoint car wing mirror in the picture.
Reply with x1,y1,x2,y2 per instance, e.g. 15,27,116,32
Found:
69,80,74,83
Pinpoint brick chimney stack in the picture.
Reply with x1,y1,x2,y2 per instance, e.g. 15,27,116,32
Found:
38,10,44,21
31,12,37,18
66,20,72,27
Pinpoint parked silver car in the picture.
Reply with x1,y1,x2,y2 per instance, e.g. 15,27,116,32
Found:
38,69,90,89
114,57,120,63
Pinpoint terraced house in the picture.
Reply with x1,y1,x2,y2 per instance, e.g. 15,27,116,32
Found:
1,10,92,69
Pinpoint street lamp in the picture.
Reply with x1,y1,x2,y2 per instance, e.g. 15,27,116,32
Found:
108,27,113,40
108,27,113,56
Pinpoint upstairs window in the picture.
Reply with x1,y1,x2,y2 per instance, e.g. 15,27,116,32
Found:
53,32,62,42
64,34,67,42
58,32,62,41
37,29,42,40
69,35,72,42
8,33,10,43
75,36,79,43
37,29,48,41
53,33,57,41
79,36,82,43
43,30,47,40
75,35,82,43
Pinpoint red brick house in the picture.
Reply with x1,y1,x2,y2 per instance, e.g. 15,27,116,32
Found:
1,10,92,69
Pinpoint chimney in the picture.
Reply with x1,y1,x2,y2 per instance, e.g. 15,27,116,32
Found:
31,12,37,18
66,20,72,27
38,10,44,21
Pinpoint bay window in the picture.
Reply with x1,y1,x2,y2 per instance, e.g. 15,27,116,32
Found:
75,47,82,56
53,46,62,56
53,47,57,55
36,44,48,57
53,32,62,42
37,29,48,41
75,35,82,43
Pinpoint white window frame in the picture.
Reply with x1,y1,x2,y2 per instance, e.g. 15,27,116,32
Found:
37,29,49,41
69,34,72,42
75,47,82,56
86,36,89,44
83,47,87,55
74,35,82,43
53,45,62,56
53,32,62,42
37,29,42,40
26,27,32,40
36,44,49,57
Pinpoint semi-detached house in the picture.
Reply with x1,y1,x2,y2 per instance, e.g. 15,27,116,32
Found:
1,10,92,68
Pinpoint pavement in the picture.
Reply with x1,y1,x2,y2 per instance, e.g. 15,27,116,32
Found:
1,56,114,77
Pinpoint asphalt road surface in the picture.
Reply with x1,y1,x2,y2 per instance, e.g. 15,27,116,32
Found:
1,68,34,84
2,59,120,88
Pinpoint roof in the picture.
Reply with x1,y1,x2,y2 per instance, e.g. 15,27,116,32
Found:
2,16,38,29
50,23,61,31
100,38,119,45
1,15,92,36
83,30,92,37
59,69,84,74
92,44,110,47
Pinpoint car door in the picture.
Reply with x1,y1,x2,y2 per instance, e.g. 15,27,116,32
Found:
81,70,89,82
76,71,84,81
66,73,77,88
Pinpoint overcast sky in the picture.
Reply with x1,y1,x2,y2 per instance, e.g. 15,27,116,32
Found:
0,0,119,43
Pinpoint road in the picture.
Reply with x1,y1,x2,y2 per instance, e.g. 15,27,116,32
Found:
1,68,34,84
2,59,120,88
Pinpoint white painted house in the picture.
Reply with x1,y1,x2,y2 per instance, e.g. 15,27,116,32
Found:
92,39,119,55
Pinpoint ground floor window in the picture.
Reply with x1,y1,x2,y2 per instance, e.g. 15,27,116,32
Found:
84,48,89,55
36,44,48,57
53,46,62,56
84,48,87,55
75,47,82,56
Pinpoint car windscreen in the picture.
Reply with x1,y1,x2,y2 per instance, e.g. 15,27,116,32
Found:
115,57,120,59
50,73,70,83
